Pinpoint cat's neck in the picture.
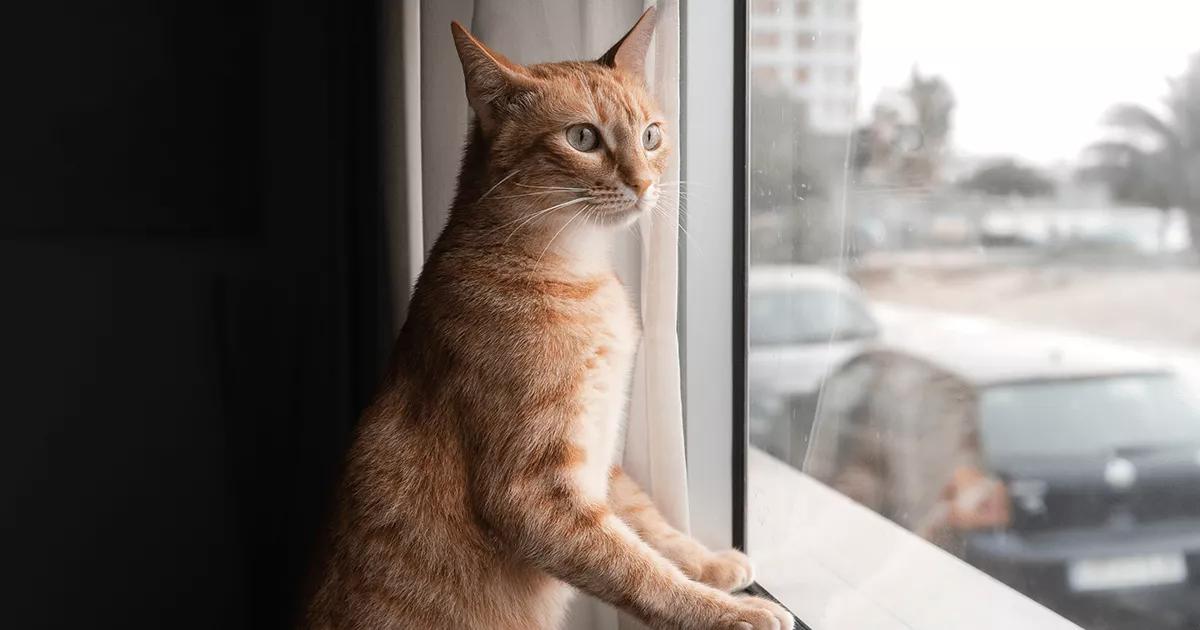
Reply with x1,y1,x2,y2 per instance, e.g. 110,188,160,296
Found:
444,206,618,277
449,122,491,211
540,221,616,276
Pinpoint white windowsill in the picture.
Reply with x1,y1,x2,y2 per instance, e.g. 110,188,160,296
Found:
747,447,1082,630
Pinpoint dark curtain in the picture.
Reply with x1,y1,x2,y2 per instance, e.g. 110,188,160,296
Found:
0,1,389,628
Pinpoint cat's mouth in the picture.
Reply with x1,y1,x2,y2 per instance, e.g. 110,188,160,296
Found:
585,185,657,226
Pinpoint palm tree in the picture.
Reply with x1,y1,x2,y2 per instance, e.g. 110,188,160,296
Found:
1084,53,1200,253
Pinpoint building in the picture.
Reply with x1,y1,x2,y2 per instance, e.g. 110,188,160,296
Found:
750,0,861,134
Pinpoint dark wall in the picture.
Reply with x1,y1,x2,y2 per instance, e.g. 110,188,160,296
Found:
0,2,387,628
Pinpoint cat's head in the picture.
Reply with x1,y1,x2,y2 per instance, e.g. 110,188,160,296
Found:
451,8,667,230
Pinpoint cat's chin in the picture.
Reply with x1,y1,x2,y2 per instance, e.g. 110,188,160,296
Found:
591,207,643,229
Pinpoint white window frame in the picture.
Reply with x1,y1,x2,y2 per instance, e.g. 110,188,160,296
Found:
681,0,746,554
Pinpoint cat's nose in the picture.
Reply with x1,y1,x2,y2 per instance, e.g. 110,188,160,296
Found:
631,178,653,198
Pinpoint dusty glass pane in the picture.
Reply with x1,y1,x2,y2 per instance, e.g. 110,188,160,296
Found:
745,1,1200,628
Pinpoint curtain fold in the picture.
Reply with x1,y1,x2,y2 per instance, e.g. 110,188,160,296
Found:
389,3,684,628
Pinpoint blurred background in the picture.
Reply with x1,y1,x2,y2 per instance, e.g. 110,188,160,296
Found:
746,1,1200,628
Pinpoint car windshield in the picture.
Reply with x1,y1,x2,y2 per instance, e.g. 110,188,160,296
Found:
980,375,1200,459
749,288,877,345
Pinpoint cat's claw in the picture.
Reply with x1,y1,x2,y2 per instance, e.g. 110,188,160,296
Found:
698,549,756,592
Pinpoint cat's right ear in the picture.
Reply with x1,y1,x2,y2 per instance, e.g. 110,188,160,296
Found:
451,22,534,135
598,7,658,81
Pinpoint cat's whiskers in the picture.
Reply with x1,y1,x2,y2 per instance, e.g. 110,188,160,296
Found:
651,184,695,224
655,180,710,192
514,182,588,192
535,205,590,267
581,205,598,232
646,197,701,252
487,190,562,200
498,196,595,244
476,168,523,203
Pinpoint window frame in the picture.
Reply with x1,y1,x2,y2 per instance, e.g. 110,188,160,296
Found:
681,1,809,627
682,0,752,559
681,0,740,554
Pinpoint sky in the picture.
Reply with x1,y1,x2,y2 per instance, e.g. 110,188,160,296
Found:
858,0,1200,166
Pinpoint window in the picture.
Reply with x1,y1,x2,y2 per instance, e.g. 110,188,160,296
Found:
795,0,811,16
748,287,878,346
752,66,779,84
752,31,780,47
753,0,781,15
720,0,1200,628
979,376,1200,460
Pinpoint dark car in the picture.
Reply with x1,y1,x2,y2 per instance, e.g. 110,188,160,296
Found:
784,307,1200,627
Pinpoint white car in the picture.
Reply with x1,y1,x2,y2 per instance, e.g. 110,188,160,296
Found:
747,265,880,462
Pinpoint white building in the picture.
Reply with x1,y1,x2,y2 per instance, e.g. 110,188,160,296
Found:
750,0,861,134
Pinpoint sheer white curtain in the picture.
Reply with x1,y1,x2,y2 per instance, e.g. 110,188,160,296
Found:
383,1,685,628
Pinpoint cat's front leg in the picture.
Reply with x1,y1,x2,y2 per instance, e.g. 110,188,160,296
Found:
471,440,792,629
608,466,755,593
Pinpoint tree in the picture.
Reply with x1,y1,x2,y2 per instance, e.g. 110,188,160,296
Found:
908,68,955,152
959,159,1056,198
1083,52,1200,252
851,68,956,188
904,68,956,185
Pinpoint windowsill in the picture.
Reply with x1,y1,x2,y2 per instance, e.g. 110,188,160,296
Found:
747,447,1081,630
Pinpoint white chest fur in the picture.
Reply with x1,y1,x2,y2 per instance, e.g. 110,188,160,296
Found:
571,280,638,503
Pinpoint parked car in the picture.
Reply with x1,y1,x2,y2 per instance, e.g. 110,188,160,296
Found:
747,266,880,463
803,307,1200,625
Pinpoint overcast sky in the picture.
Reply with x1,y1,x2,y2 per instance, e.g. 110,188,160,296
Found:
858,0,1200,166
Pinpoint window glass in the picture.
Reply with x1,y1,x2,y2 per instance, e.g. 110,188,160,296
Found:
749,289,877,345
980,376,1200,460
746,1,1200,628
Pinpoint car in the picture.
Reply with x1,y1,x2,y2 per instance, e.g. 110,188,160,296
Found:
801,307,1200,627
746,266,880,463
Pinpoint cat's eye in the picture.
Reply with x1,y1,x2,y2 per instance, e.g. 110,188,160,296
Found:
642,123,663,151
565,124,601,152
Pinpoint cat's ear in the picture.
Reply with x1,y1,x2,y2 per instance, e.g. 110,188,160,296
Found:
451,21,535,135
598,6,658,81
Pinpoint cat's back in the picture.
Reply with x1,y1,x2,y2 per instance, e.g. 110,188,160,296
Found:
305,380,525,629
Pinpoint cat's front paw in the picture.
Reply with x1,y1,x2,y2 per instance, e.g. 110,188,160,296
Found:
698,549,755,592
714,594,794,630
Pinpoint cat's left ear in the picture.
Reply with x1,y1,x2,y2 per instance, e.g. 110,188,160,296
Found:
598,6,658,81
451,21,536,135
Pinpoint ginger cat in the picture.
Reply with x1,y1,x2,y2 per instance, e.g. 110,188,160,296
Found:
304,8,794,630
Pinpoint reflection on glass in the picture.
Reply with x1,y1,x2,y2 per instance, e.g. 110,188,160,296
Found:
746,1,1200,628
